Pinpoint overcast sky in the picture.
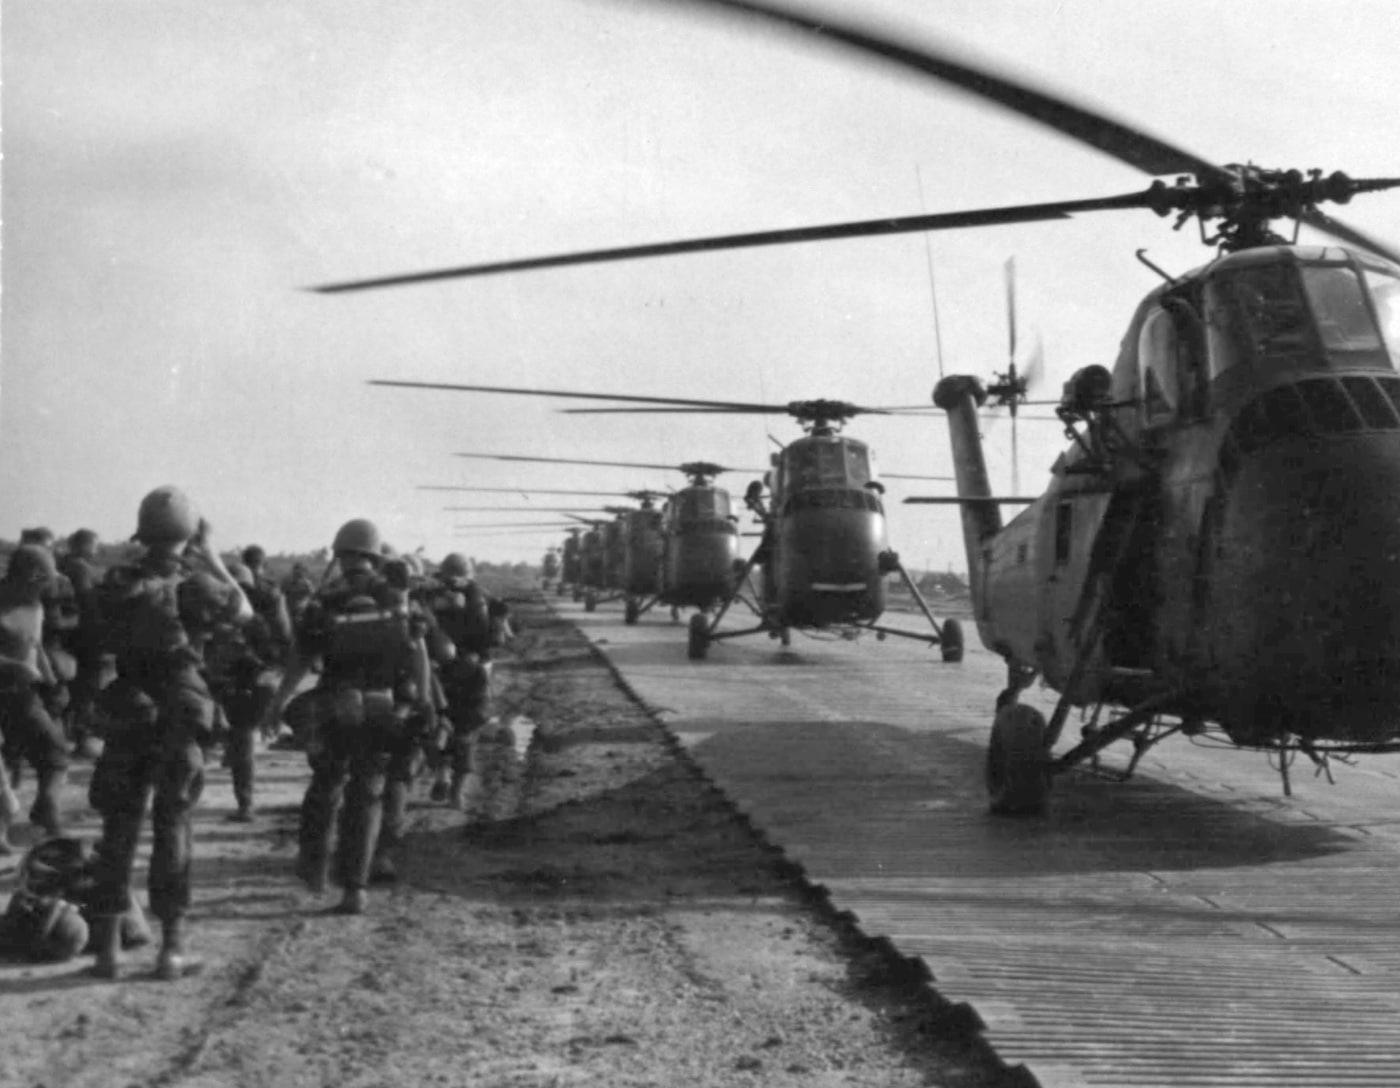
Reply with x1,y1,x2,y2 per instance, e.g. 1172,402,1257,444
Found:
2,0,1397,568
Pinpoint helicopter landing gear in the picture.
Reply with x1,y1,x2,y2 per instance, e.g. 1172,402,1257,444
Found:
584,590,598,613
572,586,582,603
779,626,791,648
939,618,964,663
624,597,641,625
670,605,682,624
986,703,1051,816
687,612,710,660
557,582,566,597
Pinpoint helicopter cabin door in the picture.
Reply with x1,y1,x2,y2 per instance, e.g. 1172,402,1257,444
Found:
1037,484,1116,698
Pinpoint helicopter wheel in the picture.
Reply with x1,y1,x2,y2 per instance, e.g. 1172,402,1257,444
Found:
557,583,566,597
779,627,791,648
572,586,582,603
687,613,710,661
670,605,682,624
585,591,598,613
940,618,964,663
624,598,640,626
985,704,1051,816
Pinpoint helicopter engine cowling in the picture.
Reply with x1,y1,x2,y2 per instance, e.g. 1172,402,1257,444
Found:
1203,423,1400,745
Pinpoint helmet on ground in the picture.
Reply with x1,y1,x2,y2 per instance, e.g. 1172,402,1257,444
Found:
225,560,255,589
241,544,266,568
5,544,57,587
332,518,382,558
439,552,473,579
136,486,199,545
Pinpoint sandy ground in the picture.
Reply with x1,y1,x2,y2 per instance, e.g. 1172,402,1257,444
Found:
0,590,1009,1088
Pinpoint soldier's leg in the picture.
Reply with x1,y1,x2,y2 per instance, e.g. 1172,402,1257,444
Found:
146,675,211,980
298,746,346,894
333,692,392,912
448,658,491,809
15,687,71,837
86,694,156,978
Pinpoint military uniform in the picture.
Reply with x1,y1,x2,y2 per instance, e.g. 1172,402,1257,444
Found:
0,546,71,851
87,486,251,980
423,553,511,809
56,533,105,753
266,520,430,914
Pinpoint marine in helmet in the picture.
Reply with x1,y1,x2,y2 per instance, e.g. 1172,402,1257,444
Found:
0,544,71,854
86,486,252,980
261,518,433,915
56,529,105,756
422,551,513,810
204,559,281,823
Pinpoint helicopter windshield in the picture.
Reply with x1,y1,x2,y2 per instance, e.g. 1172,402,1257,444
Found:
786,439,873,490
1206,258,1399,377
1362,265,1400,366
674,489,731,521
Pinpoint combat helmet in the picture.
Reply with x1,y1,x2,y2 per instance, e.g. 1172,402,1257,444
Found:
5,544,57,587
331,518,382,558
136,486,199,545
439,552,474,580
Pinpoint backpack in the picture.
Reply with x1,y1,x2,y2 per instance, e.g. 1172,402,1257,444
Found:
99,565,190,668
315,581,414,689
425,580,492,656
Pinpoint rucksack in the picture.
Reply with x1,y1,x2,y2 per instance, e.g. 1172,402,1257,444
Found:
100,565,189,666
315,582,415,689
425,580,492,655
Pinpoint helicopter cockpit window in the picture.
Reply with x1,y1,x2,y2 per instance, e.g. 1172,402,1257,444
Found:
1300,265,1382,354
677,490,717,521
1362,266,1400,367
789,441,869,489
1137,309,1180,425
1205,263,1311,377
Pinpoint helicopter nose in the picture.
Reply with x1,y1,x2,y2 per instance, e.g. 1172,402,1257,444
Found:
1209,426,1400,743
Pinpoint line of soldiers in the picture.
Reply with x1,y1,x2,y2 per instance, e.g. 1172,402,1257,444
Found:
0,486,510,978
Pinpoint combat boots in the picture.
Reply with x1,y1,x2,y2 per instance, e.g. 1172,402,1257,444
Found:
333,887,368,915
89,915,123,980
155,918,200,981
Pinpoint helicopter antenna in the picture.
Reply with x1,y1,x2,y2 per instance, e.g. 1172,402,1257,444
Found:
916,164,945,379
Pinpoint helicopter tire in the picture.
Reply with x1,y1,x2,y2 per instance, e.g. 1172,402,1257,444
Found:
985,703,1051,816
624,598,640,626
687,613,710,661
557,583,566,597
572,586,582,602
585,591,598,613
779,627,791,648
940,618,964,663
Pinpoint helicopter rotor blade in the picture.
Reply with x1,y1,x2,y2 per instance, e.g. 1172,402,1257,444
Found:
451,451,766,474
1300,207,1400,266
316,192,1156,292
656,0,1228,182
374,379,789,413
419,484,643,497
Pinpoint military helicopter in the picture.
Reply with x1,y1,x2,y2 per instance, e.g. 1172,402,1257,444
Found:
374,381,962,656
447,448,767,625
314,2,1400,805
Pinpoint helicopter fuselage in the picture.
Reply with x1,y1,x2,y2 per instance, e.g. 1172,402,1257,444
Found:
659,485,741,609
761,432,890,627
943,243,1400,749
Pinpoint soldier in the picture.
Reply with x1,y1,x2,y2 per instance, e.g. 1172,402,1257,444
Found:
86,486,252,980
239,544,293,664
281,561,316,628
261,519,432,915
57,529,105,756
205,561,277,823
0,545,71,853
422,552,512,809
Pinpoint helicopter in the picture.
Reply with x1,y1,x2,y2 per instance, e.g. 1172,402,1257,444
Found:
314,2,1400,807
446,447,769,625
374,381,963,656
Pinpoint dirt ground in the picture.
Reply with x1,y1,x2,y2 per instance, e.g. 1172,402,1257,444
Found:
0,591,1013,1088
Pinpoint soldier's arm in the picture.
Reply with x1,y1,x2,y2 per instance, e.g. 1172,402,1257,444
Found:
188,520,253,624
